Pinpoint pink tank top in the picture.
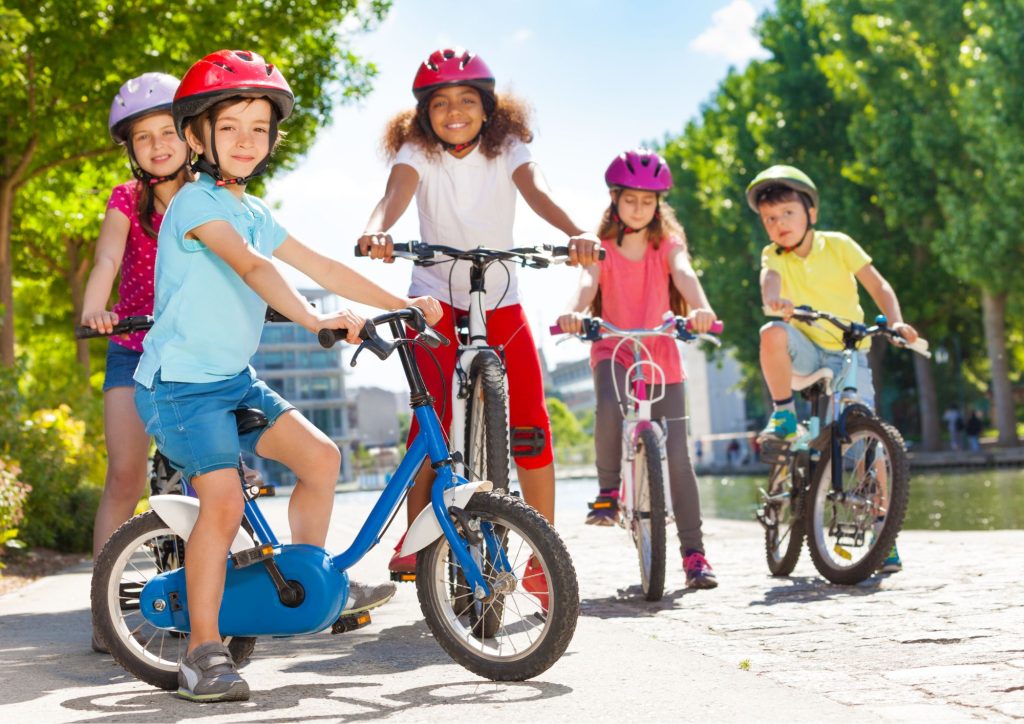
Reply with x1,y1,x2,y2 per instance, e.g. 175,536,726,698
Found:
589,235,686,384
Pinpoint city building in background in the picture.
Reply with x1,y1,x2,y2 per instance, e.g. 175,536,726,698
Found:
249,289,354,486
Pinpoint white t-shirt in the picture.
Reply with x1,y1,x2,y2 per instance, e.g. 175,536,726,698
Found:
394,139,532,310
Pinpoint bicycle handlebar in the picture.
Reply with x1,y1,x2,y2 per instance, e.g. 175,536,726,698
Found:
763,305,930,358
75,315,154,339
317,307,451,367
549,316,723,346
354,241,606,268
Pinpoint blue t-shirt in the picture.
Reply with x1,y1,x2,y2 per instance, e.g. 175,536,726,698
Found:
135,174,288,386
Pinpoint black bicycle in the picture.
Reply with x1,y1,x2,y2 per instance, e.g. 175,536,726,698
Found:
756,306,930,584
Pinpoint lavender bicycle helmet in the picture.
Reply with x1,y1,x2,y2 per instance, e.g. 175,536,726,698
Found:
605,149,673,192
109,73,179,144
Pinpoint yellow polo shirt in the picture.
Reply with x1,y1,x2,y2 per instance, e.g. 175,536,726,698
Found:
761,231,872,351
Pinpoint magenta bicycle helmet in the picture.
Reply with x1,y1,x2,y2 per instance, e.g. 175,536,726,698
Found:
109,73,179,144
605,149,673,192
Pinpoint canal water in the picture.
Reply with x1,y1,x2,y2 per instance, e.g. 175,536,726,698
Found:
336,469,1024,532
693,468,1024,530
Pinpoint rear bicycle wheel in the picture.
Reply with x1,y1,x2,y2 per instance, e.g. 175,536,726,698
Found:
806,416,910,584
464,352,510,491
91,511,256,690
632,428,666,601
762,455,806,576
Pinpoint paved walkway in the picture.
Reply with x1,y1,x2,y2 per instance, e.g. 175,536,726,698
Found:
1,484,1021,721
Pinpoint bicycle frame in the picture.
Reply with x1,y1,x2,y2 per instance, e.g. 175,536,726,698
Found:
610,334,671,525
139,314,499,637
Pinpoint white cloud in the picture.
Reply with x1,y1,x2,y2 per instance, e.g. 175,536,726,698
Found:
690,0,770,65
507,28,533,46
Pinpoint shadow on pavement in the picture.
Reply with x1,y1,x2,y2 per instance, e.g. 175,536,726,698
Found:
59,678,573,722
580,585,697,619
749,574,888,606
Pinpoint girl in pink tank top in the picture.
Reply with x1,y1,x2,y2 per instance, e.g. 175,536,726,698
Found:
557,149,721,590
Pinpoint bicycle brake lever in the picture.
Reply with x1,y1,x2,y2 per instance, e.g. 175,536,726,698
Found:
418,326,451,348
349,321,394,366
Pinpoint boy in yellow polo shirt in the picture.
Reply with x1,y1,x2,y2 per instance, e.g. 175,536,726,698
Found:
746,165,919,572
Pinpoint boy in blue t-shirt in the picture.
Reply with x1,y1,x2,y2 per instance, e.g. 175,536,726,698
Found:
134,50,441,702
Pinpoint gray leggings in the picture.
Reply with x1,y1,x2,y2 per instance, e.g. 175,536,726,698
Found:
593,360,705,555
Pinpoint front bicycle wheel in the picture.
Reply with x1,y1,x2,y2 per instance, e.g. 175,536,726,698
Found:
762,456,806,576
632,428,666,601
464,352,510,491
806,416,910,584
416,491,578,681
91,511,256,690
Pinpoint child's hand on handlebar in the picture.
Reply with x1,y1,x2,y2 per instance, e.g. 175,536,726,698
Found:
407,296,443,326
686,308,718,335
891,321,919,344
763,295,795,319
357,232,395,263
318,309,365,345
556,312,586,335
567,233,602,267
81,309,120,336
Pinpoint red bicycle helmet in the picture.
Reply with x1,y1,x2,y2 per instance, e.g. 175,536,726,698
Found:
173,49,294,139
412,48,495,104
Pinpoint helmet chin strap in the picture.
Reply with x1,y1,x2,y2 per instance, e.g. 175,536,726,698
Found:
191,114,279,186
611,190,660,246
127,144,188,186
773,195,815,255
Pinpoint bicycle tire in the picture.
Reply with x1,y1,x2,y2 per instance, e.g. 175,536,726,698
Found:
416,491,579,681
92,511,256,690
763,457,805,576
805,416,910,584
633,428,666,601
464,352,510,491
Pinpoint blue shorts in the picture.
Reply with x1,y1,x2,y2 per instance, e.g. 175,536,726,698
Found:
134,367,294,482
103,341,143,391
762,321,875,411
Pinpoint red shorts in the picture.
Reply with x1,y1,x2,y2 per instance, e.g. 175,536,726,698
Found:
406,302,553,469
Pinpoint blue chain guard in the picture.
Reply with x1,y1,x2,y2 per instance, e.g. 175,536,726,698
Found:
139,544,348,637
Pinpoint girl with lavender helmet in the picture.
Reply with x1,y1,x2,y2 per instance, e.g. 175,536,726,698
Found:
81,73,191,651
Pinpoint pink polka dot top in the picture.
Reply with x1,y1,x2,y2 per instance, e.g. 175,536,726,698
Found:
107,181,162,352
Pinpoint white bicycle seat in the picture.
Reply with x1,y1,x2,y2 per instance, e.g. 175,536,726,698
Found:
791,367,833,393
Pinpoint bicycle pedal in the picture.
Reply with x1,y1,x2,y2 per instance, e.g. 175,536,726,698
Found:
331,611,372,634
759,437,791,465
230,543,275,569
390,571,416,583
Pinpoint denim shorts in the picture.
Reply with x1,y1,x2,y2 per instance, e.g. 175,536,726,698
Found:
103,341,143,391
763,321,875,411
134,367,294,481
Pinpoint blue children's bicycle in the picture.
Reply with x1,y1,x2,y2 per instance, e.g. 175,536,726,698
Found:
88,308,579,688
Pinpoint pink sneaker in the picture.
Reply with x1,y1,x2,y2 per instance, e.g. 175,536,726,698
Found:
683,551,718,590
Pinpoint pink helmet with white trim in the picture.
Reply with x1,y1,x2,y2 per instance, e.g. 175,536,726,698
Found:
605,149,673,192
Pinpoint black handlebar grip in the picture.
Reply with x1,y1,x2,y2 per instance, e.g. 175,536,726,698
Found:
318,328,348,348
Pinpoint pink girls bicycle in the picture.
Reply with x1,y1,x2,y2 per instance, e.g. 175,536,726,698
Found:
552,315,721,600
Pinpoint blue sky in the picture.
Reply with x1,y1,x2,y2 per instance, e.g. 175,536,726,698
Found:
266,0,775,391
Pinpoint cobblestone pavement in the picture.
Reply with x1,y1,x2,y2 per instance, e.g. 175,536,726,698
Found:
570,514,1024,721
1,482,1021,721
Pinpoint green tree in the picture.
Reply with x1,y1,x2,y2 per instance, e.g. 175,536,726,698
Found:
815,0,1020,445
546,397,588,448
0,0,390,367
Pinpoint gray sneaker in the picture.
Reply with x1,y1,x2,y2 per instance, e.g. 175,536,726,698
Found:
177,641,250,702
343,580,397,614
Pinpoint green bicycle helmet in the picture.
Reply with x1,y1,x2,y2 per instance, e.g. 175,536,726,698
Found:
745,165,819,212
